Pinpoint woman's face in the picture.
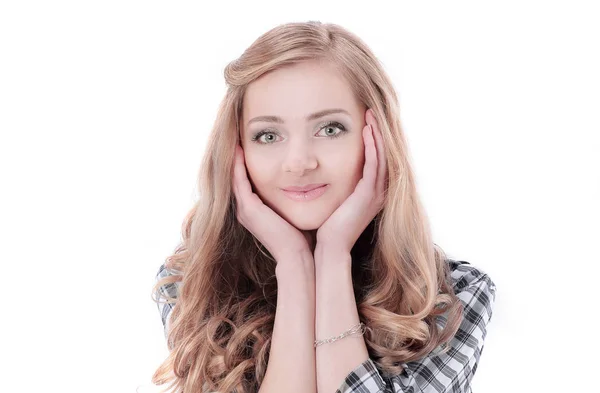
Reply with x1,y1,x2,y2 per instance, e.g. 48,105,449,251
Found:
240,60,367,231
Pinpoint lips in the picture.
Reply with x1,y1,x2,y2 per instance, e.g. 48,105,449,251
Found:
281,184,329,202
281,183,328,192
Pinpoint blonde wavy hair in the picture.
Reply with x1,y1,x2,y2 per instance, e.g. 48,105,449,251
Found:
151,20,463,393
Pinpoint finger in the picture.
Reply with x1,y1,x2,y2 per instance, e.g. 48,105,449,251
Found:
232,146,241,196
362,123,377,188
233,146,253,204
366,109,387,195
232,147,242,213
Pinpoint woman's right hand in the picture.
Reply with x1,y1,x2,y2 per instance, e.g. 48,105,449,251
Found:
232,145,310,263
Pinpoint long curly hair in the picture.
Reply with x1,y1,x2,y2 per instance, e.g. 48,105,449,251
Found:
151,20,463,393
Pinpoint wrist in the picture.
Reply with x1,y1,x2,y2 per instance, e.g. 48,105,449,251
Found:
275,249,315,279
314,245,352,268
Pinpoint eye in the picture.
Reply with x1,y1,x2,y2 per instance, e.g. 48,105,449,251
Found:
250,130,280,145
250,121,348,145
316,121,347,139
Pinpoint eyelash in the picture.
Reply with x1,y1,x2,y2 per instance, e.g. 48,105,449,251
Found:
250,121,348,145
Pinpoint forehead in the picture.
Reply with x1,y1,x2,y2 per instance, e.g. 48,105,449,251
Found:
242,60,360,124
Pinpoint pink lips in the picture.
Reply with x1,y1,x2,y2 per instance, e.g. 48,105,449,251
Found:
282,183,327,192
281,184,329,201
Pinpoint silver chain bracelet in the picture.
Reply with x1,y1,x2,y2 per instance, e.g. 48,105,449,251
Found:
314,322,368,348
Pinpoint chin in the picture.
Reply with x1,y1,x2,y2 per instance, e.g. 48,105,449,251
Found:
287,216,322,231
265,194,336,231
295,223,320,231
284,212,326,231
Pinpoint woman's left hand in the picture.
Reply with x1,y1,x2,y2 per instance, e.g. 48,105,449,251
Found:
315,108,388,256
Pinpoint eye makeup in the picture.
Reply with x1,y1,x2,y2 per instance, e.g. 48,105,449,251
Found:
250,120,348,145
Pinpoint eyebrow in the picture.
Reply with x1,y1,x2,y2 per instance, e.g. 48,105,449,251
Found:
247,108,350,127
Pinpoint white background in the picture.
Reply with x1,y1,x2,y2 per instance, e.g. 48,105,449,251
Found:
1,1,598,392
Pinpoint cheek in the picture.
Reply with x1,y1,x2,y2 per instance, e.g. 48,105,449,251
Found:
243,153,271,191
344,138,365,178
327,143,365,193
346,153,365,190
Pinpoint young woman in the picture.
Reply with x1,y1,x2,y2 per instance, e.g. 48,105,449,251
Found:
151,21,497,393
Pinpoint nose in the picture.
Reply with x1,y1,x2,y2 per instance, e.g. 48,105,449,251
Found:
282,139,318,175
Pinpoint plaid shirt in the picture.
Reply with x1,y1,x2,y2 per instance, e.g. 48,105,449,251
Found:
155,259,497,393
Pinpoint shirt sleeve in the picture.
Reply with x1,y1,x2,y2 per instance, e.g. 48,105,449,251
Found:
336,268,497,393
154,263,180,338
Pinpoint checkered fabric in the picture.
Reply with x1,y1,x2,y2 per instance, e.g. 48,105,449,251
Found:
154,259,497,393
154,263,180,339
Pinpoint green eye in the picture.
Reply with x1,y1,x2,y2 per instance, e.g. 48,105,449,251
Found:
251,130,279,144
251,121,348,145
318,121,346,138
